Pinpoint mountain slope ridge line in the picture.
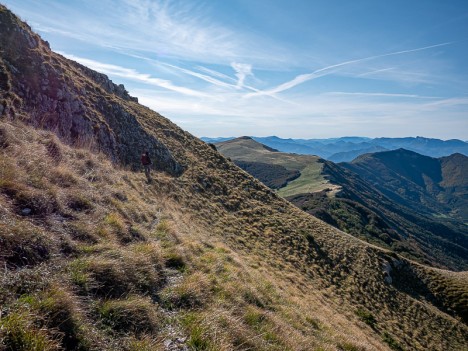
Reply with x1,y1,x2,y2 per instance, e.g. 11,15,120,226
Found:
216,137,468,271
0,5,467,351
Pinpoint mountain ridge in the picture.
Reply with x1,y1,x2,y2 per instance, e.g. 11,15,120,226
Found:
343,148,468,220
215,138,468,271
1,5,467,350
202,135,468,161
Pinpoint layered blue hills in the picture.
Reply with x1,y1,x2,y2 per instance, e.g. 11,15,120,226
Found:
202,136,468,161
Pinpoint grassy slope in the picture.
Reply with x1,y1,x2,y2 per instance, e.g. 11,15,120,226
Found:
301,161,468,271
216,137,339,196
439,153,468,220
217,138,468,271
0,121,394,351
278,163,331,197
343,149,468,222
2,120,467,351
231,160,300,189
0,6,467,351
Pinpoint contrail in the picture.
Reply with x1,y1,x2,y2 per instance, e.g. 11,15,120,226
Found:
245,42,453,98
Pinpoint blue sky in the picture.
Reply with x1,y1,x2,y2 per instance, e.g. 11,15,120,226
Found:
3,0,468,139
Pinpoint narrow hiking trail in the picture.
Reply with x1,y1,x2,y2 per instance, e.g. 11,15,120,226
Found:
160,268,189,351
142,177,190,351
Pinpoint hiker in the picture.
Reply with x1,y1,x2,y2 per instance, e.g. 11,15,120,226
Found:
141,150,152,182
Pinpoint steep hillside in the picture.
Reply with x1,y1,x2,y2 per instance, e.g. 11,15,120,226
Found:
230,160,300,189
291,161,468,271
215,137,468,271
1,5,467,351
439,153,468,219
343,149,468,221
0,6,183,175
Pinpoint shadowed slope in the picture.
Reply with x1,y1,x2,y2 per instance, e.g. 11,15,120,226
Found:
343,149,468,221
215,137,468,271
293,160,468,271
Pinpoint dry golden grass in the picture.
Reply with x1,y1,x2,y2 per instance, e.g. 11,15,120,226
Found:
0,80,467,351
98,295,162,335
1,8,465,345
0,309,62,351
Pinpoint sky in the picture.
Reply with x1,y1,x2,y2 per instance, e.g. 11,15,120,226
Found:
3,0,468,139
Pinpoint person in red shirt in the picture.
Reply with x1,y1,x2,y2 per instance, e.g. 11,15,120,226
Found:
141,150,152,183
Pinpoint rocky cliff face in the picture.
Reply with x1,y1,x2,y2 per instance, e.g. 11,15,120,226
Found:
0,5,183,175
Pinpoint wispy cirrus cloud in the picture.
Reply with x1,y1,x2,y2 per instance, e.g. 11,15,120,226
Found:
13,0,290,67
144,58,291,102
62,53,209,98
156,62,238,90
246,42,454,98
196,66,238,83
324,92,440,99
357,67,396,77
130,83,468,137
156,62,266,96
118,0,240,61
5,0,466,139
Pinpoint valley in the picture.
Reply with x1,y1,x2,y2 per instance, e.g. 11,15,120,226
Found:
215,138,468,271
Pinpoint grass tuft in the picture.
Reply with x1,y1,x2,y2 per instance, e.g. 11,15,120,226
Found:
18,286,90,350
66,192,93,212
382,332,404,351
0,221,52,268
161,272,211,309
67,222,99,243
98,296,161,335
68,244,163,297
50,167,78,187
124,335,160,351
0,310,61,351
355,307,377,328
164,250,186,271
181,312,216,351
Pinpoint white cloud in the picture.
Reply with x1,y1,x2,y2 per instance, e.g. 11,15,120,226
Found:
357,67,396,77
231,62,253,88
156,62,238,90
246,42,454,98
62,53,209,97
6,0,464,139
130,86,468,139
324,92,440,99
196,66,237,83
13,0,291,68
119,0,238,60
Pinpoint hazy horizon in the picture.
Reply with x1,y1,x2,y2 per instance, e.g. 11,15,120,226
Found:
4,0,467,139
200,135,467,142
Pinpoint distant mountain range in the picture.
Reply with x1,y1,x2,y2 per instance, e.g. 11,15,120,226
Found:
203,135,468,162
215,137,468,271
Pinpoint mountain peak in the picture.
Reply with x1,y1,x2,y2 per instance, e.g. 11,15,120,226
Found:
218,136,280,153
